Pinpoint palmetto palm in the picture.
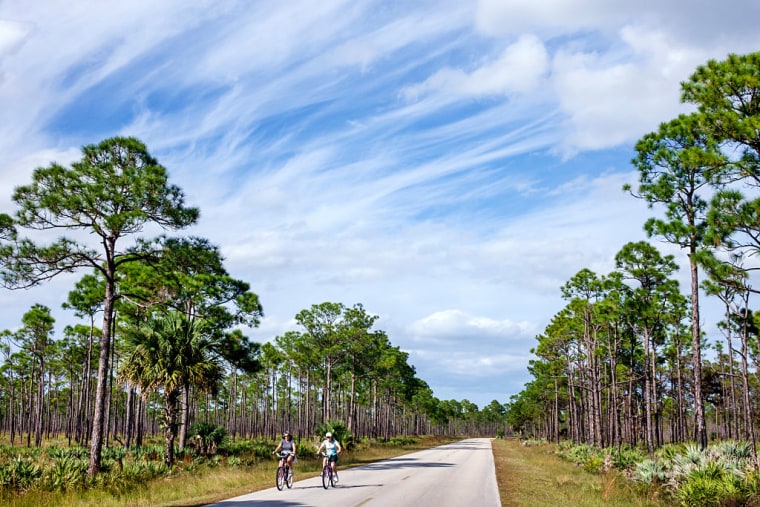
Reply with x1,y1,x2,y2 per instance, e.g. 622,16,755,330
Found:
119,311,223,467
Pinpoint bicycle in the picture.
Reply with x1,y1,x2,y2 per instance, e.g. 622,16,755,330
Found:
319,452,338,489
274,451,295,490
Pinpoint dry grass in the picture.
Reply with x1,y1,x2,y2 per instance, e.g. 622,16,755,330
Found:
492,439,666,507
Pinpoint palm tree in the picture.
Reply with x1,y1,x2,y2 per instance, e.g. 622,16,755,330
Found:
119,312,223,467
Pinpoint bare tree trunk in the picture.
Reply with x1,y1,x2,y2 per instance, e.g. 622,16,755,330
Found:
643,329,654,455
689,256,707,449
727,327,738,438
348,373,356,435
553,377,560,444
324,362,332,421
674,332,685,443
34,356,44,447
164,390,179,467
738,294,758,464
88,275,116,476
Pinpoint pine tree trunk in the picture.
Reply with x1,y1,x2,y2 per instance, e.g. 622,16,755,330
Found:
88,275,116,476
690,256,707,449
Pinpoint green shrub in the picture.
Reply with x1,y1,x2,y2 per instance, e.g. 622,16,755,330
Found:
558,443,599,466
743,469,760,506
315,420,353,449
633,459,666,484
43,456,88,492
714,440,753,461
130,445,164,462
103,446,127,461
189,422,227,456
682,443,703,465
676,475,723,507
297,441,319,459
675,470,745,507
655,442,687,462
0,457,42,492
380,436,419,446
222,437,271,459
610,446,645,470
583,455,604,474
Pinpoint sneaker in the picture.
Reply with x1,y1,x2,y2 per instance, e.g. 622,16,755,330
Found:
334,473,339,483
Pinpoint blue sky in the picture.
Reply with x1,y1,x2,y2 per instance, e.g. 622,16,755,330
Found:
1,1,760,408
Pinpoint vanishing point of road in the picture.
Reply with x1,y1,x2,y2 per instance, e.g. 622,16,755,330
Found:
205,437,501,507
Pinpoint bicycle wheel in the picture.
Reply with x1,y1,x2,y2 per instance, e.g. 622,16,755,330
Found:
286,465,294,488
276,466,285,491
321,465,330,489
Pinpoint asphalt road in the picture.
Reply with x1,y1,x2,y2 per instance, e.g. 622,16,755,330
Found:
205,437,501,507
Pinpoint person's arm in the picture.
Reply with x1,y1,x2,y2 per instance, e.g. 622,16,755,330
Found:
317,441,324,454
273,441,282,454
293,442,297,455
336,441,342,453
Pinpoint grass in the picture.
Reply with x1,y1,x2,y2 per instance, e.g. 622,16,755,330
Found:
2,436,455,507
492,439,667,507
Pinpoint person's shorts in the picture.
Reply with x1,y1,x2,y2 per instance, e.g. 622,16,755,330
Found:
327,454,338,463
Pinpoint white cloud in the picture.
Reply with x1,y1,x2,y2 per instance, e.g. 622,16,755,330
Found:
472,0,760,154
475,0,623,37
403,34,548,100
409,309,536,343
474,0,760,48
0,148,81,209
0,19,30,58
413,348,530,377
549,24,709,154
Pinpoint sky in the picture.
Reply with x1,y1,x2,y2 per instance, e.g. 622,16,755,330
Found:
1,1,760,409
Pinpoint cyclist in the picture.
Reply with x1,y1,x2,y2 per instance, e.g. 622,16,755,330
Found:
317,431,342,481
272,431,297,475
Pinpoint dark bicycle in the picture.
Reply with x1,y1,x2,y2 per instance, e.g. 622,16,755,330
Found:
319,452,338,489
275,452,295,490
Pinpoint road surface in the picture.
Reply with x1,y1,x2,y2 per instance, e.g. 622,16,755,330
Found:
205,437,501,507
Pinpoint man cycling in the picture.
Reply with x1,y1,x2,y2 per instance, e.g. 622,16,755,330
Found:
317,431,342,482
272,431,297,475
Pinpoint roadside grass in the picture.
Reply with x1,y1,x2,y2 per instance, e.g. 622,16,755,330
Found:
492,439,667,507
2,435,455,507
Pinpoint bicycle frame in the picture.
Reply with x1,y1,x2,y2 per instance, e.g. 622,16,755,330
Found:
320,452,338,489
276,453,294,490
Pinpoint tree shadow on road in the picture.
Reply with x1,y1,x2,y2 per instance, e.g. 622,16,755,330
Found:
200,501,311,507
359,457,455,470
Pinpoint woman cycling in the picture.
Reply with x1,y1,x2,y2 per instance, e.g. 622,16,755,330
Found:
317,431,342,481
272,431,297,473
